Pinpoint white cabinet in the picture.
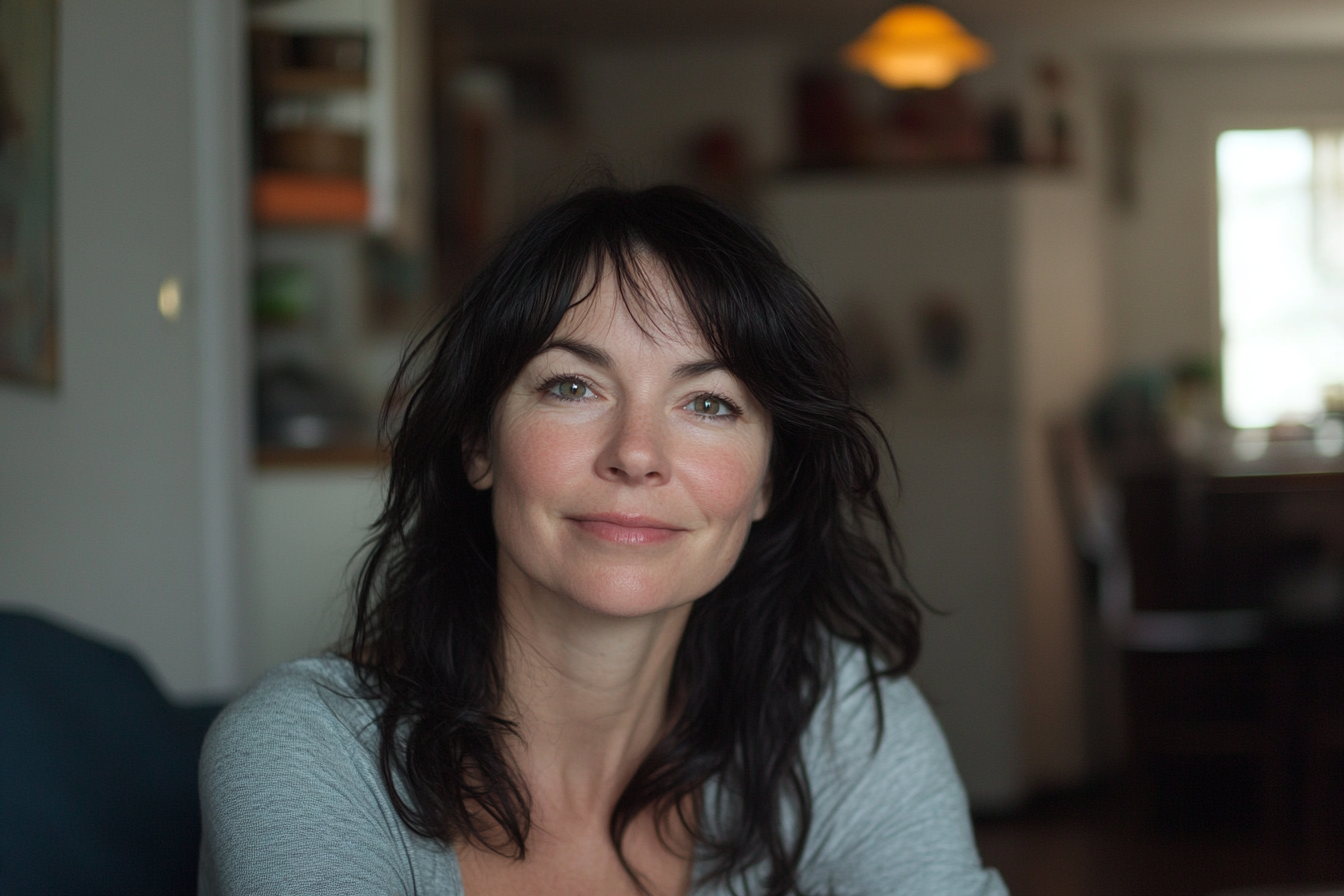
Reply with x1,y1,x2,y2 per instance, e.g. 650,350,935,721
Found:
763,172,1107,808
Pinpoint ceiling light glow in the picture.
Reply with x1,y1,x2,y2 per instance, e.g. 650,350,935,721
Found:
844,5,992,90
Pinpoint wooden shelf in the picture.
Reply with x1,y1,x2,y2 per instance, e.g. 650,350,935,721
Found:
256,443,388,469
261,67,367,95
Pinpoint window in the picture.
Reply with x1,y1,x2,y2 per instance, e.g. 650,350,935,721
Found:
1216,128,1344,428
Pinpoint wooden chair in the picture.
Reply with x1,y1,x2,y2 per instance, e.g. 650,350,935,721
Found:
1302,630,1344,842
1046,419,1291,833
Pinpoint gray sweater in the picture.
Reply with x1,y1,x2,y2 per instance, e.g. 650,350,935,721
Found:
199,645,1008,895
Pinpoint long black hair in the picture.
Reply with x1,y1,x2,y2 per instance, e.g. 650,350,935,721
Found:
349,185,920,895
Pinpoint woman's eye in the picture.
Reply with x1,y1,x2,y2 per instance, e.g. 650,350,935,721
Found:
686,395,735,417
548,378,592,400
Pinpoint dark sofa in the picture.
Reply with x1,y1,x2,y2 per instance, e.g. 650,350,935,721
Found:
0,611,222,896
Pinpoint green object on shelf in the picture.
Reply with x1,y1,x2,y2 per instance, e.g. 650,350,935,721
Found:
253,263,316,325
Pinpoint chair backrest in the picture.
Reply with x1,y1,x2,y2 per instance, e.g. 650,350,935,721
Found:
0,611,222,896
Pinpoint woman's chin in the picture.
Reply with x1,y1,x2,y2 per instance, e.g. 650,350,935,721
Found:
555,573,703,621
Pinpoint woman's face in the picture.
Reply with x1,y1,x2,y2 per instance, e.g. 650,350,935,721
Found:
468,265,772,622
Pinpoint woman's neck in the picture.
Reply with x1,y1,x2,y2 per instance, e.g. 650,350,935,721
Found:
498,584,692,816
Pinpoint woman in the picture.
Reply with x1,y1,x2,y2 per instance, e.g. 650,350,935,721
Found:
200,186,1007,896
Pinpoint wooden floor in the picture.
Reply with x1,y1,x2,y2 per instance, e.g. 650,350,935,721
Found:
974,783,1344,896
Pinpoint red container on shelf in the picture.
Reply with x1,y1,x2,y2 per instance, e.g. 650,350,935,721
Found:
252,172,368,225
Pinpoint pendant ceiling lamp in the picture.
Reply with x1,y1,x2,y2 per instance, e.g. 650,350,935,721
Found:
843,5,991,90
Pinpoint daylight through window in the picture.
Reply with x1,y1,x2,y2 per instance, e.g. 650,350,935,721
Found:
1217,128,1344,428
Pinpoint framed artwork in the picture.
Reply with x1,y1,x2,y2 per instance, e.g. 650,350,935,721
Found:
0,0,58,388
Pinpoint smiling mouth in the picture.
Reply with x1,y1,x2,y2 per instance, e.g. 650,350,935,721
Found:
569,514,686,545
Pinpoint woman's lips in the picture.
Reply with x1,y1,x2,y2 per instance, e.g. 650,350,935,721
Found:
569,514,685,545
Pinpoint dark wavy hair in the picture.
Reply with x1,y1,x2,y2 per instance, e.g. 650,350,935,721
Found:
349,184,920,895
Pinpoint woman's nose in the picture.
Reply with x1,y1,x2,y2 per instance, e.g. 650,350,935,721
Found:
597,402,669,485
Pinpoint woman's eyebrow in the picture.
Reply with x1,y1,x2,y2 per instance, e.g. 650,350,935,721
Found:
672,359,725,379
539,339,613,368
539,340,724,381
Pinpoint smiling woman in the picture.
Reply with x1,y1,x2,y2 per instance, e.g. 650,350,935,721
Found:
475,268,772,624
199,186,1008,896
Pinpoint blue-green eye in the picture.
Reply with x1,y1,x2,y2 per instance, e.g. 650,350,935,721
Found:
549,378,591,400
686,395,735,417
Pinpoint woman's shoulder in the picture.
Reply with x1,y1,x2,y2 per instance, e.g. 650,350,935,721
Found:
218,654,371,721
199,656,461,895
812,640,939,754
801,641,956,806
203,655,377,763
199,655,387,832
795,640,1008,896
801,642,940,763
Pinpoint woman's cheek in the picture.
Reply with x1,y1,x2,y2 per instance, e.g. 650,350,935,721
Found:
500,413,591,500
684,438,768,520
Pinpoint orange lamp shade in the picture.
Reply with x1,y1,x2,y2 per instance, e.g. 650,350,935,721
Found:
844,5,991,90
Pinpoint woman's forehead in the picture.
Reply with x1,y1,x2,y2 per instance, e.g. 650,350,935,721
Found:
554,263,707,351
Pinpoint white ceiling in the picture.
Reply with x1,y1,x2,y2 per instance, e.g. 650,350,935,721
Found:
455,0,1344,53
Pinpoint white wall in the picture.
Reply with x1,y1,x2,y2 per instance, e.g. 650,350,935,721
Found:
1012,179,1108,788
1108,51,1344,368
0,0,247,699
244,470,383,681
574,38,791,184
888,413,1024,809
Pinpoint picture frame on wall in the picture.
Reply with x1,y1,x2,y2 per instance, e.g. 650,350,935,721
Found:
0,0,58,388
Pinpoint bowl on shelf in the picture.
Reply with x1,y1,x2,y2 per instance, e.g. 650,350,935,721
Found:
263,127,365,179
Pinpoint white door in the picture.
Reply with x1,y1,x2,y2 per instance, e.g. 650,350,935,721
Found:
0,0,247,699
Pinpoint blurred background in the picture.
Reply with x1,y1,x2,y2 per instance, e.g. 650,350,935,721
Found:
2,0,1344,893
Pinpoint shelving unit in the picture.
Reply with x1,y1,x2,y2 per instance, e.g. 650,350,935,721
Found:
246,0,429,465
251,28,371,227
262,67,368,94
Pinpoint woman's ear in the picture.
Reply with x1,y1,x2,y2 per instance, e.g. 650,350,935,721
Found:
752,471,772,521
464,440,493,490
